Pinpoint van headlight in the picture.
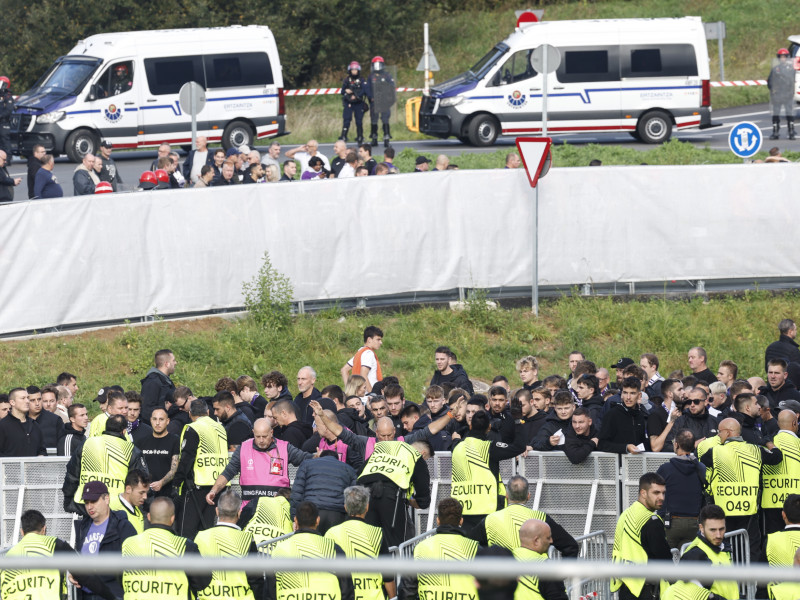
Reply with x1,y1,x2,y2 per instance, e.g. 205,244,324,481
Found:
37,111,65,124
439,96,464,107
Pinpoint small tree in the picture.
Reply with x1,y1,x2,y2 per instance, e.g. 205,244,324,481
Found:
242,252,294,330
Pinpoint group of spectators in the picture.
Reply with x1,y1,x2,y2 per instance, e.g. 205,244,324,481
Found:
5,319,800,598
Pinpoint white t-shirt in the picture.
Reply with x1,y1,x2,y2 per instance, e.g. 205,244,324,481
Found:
348,348,378,387
189,150,209,184
338,163,355,178
294,151,331,175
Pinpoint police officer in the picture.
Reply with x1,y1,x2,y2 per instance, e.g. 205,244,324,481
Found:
678,504,739,600
205,417,312,507
111,63,133,96
110,469,150,534
611,473,672,600
451,400,527,532
0,76,15,155
513,519,569,600
267,501,354,600
700,417,783,557
762,410,800,535
62,414,148,516
195,490,263,600
121,497,211,600
768,49,796,140
469,475,578,556
399,497,480,600
174,400,228,539
0,509,114,600
366,56,397,148
238,487,293,551
340,61,368,144
326,485,396,600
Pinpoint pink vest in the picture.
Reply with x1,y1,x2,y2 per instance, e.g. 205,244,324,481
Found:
239,438,290,505
318,437,349,463
365,435,403,460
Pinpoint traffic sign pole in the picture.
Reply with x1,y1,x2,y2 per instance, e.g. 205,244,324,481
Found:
190,92,197,151
542,45,548,137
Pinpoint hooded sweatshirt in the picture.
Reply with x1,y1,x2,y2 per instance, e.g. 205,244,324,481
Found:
656,455,707,517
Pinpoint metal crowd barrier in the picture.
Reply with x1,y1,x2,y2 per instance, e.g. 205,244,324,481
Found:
677,528,753,600
255,532,294,556
549,530,610,599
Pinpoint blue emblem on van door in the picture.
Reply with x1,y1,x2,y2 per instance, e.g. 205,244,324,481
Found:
104,104,123,122
507,90,527,108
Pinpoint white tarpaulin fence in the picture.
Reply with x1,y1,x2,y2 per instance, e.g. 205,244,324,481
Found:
1,164,798,336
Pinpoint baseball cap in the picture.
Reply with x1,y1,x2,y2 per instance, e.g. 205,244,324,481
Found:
226,147,239,157
610,357,635,370
415,156,430,165
100,140,113,149
779,400,800,413
82,480,109,502
238,145,251,155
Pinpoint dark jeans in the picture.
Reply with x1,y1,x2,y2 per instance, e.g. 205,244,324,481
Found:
364,480,411,549
178,485,215,540
317,509,346,535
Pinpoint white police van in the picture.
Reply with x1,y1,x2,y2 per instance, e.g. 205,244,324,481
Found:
11,26,286,161
787,36,800,103
420,17,715,145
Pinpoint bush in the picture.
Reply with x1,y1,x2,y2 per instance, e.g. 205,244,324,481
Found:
242,252,294,330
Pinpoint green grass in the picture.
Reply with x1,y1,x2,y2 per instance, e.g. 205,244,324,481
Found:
4,291,799,416
283,0,798,143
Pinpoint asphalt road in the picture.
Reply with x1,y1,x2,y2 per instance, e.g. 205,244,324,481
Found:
8,102,794,199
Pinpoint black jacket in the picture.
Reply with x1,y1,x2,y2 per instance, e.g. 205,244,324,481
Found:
582,395,605,430
672,409,719,444
765,334,800,372
532,412,574,452
76,510,138,598
0,165,15,203
294,388,322,424
166,404,191,436
563,424,599,465
290,455,357,514
598,402,650,454
31,409,64,450
276,420,313,449
760,381,800,411
235,401,256,424
410,414,451,452
0,413,46,456
430,363,474,395
221,409,253,448
520,410,548,445
26,155,41,198
58,424,86,457
656,455,707,518
647,404,674,453
139,367,175,421
729,411,764,446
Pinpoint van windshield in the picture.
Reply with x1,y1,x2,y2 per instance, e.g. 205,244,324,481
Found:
33,58,101,96
468,45,509,79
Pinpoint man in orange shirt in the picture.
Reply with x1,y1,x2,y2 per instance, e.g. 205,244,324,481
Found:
341,326,383,392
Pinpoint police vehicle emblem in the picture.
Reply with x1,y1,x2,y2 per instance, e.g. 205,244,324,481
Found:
507,90,527,108
104,104,123,122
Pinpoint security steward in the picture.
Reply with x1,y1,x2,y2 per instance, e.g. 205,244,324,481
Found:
451,398,527,532
0,509,114,600
238,487,293,551
174,400,227,539
513,519,569,600
110,469,151,534
762,410,800,535
611,472,672,600
205,417,312,507
677,504,739,600
63,414,148,516
470,475,578,556
326,485,396,600
267,501,354,600
767,548,800,600
762,493,800,600
88,388,133,440
700,417,783,557
121,497,211,600
195,490,263,600
399,497,480,600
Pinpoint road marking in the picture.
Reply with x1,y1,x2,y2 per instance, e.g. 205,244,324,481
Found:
715,110,770,120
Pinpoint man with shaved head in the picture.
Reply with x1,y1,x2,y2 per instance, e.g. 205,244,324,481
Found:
701,417,783,556
762,410,800,535
205,418,313,507
294,366,322,424
513,520,568,600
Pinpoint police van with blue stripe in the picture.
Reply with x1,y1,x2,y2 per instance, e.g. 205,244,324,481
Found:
419,17,716,145
11,26,287,162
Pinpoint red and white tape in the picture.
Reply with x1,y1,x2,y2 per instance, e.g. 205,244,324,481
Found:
282,86,422,96
710,79,767,87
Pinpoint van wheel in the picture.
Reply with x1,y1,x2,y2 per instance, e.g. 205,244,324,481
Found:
628,131,642,141
637,111,672,144
222,120,254,150
467,115,500,146
457,135,470,144
65,129,99,163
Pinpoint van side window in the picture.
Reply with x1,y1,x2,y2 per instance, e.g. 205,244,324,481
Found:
621,45,698,78
204,53,273,88
489,49,538,87
557,48,619,83
96,61,134,98
144,56,204,96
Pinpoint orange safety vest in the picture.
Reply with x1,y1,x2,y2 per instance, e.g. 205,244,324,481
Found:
353,346,382,382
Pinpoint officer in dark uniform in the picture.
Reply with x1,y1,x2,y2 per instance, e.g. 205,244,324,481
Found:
340,61,368,144
111,64,133,96
367,56,397,148
768,49,796,140
0,76,15,155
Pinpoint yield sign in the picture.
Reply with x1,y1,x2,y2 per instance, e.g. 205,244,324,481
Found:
515,137,552,188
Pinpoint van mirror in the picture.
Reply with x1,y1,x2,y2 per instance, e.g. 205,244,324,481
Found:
87,84,98,101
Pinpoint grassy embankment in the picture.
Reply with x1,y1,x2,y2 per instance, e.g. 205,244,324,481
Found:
282,0,800,163
3,290,798,417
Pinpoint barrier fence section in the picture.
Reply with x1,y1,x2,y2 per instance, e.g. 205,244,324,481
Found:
3,164,800,337
550,530,610,600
